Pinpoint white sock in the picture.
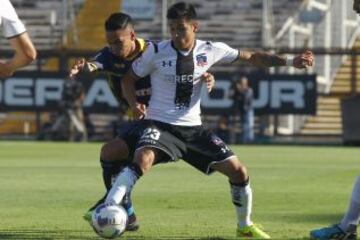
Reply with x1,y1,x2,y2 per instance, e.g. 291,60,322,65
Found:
230,182,253,228
105,166,140,205
339,176,360,231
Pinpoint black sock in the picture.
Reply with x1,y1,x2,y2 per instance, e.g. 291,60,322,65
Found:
100,159,124,191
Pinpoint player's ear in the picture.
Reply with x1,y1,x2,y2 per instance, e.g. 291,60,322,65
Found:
130,30,136,40
193,21,199,33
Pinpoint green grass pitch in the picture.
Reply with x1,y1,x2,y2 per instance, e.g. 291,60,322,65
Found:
0,141,359,240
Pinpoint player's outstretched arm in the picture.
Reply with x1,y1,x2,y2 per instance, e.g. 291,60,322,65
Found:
69,57,102,79
0,32,37,78
238,49,314,69
121,69,145,119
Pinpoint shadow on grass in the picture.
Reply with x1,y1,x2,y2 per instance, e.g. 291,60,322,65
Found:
0,231,315,240
122,236,312,240
124,238,228,240
282,212,344,224
0,233,232,240
0,230,98,240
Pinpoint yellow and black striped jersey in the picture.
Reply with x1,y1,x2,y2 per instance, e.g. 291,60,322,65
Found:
87,38,152,106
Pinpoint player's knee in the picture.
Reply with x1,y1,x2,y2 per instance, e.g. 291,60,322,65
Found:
236,165,248,181
100,143,115,161
134,148,156,174
229,158,248,183
100,140,129,162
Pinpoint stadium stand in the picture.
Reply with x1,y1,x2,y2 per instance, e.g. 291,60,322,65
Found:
0,0,85,50
132,0,303,49
65,0,122,49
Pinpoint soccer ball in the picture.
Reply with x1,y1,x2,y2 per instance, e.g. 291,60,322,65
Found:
91,203,128,239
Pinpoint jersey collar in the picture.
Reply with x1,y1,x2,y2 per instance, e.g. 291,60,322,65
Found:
171,40,197,55
124,38,145,61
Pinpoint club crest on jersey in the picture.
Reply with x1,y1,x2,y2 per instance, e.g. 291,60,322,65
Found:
196,53,208,67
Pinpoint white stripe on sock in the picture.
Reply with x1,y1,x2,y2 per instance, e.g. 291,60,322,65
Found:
105,167,139,205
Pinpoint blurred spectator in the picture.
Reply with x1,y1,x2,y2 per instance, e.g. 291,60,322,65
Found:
0,0,37,78
37,112,58,141
215,115,230,143
230,76,254,143
51,78,87,141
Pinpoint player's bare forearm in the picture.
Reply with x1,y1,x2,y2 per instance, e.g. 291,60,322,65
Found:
239,51,286,68
238,50,314,69
1,33,37,77
121,69,146,119
121,69,140,109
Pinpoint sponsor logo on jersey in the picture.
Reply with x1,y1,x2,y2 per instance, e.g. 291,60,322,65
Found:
162,60,173,67
175,75,194,83
196,53,208,67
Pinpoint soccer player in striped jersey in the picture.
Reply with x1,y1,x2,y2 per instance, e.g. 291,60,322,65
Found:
69,12,215,231
106,2,314,239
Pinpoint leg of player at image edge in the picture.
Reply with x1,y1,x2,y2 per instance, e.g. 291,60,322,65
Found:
310,176,360,240
83,159,139,231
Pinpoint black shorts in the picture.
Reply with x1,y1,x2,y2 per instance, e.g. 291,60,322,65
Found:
136,120,235,174
116,121,172,164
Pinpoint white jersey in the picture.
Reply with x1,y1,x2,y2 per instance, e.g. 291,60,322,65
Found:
132,39,238,126
0,0,26,38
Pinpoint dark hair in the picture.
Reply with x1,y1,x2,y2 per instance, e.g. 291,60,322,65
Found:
105,12,133,31
167,2,197,20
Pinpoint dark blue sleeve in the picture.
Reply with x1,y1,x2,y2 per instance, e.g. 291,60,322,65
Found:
89,47,110,71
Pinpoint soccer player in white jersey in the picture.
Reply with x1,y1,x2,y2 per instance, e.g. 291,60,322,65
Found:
0,0,37,78
105,2,314,238
310,176,360,240
69,13,215,232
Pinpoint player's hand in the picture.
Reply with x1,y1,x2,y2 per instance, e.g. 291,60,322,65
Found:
69,58,86,79
132,103,146,120
201,72,215,92
0,60,14,78
293,50,314,69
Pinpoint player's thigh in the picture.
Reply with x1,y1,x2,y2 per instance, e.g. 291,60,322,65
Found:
101,121,143,162
133,147,168,173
